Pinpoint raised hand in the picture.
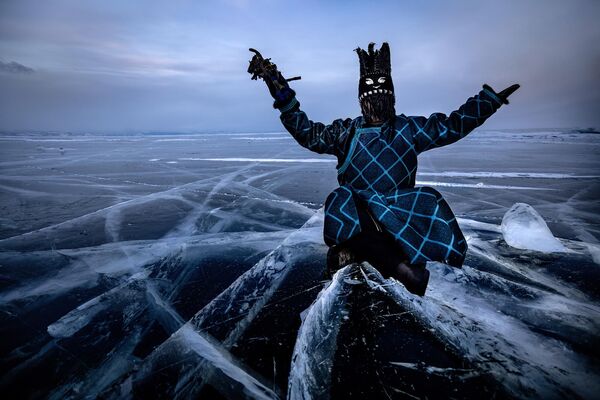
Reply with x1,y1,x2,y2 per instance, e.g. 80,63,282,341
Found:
248,48,300,109
497,84,520,104
483,83,520,104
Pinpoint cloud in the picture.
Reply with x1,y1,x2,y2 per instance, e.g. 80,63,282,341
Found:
0,60,34,74
0,0,598,131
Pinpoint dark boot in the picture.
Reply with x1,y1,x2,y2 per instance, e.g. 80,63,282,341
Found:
326,245,359,279
391,262,430,296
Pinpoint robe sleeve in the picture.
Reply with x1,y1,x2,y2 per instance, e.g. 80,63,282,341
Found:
408,87,504,154
279,97,350,156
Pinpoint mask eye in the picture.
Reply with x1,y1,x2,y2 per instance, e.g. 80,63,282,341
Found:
365,78,374,85
378,77,386,84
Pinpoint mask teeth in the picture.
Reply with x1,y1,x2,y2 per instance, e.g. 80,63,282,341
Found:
359,89,394,99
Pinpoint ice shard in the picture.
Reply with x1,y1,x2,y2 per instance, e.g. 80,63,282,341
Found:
501,203,567,253
361,262,600,399
287,266,354,400
122,212,326,398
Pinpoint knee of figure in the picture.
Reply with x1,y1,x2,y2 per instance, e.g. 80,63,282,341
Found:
419,186,441,196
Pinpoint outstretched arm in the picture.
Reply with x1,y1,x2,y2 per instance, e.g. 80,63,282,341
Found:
279,99,351,155
248,48,349,155
410,84,520,153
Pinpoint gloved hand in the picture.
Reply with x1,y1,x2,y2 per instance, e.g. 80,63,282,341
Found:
262,68,296,108
248,49,297,109
483,83,520,105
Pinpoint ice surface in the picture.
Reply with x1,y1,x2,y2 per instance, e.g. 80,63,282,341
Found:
1,129,599,399
501,203,568,252
175,325,279,400
357,263,600,399
110,212,325,399
288,266,353,400
584,242,600,265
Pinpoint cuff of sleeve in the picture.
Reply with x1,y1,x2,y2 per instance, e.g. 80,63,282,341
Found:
482,85,503,106
277,97,299,113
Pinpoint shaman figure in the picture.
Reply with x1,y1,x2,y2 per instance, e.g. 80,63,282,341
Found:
248,43,519,295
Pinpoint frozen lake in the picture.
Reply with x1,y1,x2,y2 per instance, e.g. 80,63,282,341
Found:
0,129,599,399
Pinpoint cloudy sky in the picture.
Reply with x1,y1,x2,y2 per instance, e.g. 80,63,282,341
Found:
0,0,598,132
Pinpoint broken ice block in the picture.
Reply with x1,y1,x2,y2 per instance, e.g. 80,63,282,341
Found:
501,203,567,253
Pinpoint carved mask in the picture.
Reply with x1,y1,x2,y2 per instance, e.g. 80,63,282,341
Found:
355,42,396,124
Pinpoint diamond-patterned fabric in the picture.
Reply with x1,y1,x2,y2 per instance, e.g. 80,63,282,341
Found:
280,88,503,267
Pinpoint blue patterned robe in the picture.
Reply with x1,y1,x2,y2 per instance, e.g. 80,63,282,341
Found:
279,88,504,267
